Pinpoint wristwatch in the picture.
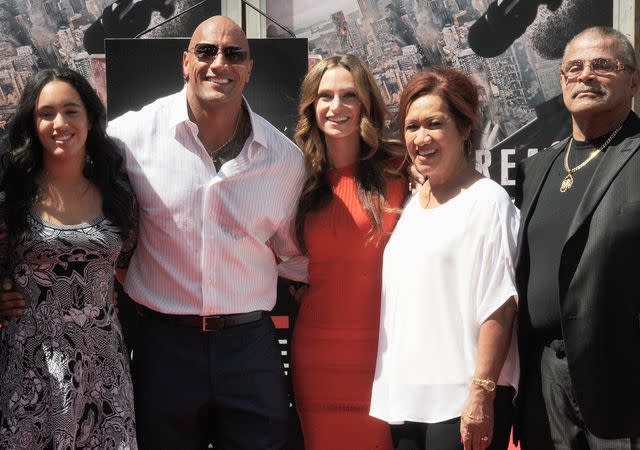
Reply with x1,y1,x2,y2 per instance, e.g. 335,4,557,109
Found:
472,377,496,392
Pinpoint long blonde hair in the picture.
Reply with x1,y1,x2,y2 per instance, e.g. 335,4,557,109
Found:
294,54,399,253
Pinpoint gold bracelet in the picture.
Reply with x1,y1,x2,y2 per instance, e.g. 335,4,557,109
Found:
471,377,496,392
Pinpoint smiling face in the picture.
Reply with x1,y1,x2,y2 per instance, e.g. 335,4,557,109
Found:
314,67,362,145
183,16,253,113
561,34,638,122
35,79,90,163
404,93,468,185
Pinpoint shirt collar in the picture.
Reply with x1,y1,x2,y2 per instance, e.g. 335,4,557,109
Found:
167,85,190,130
168,85,268,150
243,99,267,149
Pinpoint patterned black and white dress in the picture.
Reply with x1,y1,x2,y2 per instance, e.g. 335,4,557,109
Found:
0,198,138,449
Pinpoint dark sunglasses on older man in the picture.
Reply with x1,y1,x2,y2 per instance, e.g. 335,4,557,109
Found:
188,43,248,64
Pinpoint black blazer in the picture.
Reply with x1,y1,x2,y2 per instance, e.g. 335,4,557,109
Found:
514,112,640,438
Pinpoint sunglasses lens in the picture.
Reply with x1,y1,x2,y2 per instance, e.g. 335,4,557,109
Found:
224,48,247,63
194,44,218,58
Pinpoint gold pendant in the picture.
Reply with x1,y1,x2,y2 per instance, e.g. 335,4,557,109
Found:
560,173,573,192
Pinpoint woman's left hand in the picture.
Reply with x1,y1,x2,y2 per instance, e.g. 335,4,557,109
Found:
460,388,495,450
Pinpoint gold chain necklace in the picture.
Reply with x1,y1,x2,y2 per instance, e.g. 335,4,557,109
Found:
560,124,623,192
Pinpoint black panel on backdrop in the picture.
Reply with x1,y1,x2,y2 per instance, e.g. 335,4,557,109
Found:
105,37,308,140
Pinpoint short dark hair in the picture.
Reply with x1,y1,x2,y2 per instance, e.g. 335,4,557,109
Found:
2,68,136,238
398,68,479,154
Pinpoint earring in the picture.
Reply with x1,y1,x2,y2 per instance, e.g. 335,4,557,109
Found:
464,139,472,157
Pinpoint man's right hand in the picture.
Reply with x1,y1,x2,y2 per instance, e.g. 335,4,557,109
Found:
0,277,25,328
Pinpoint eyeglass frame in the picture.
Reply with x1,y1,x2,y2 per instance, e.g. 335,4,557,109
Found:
186,43,249,64
560,57,635,81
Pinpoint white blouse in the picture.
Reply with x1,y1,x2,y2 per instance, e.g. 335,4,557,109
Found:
370,178,520,424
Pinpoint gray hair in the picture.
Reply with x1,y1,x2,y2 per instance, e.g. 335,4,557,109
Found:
564,26,638,69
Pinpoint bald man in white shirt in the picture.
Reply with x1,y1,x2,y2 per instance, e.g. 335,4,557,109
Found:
112,16,306,449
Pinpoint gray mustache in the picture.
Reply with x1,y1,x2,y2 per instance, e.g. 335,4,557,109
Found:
572,87,606,98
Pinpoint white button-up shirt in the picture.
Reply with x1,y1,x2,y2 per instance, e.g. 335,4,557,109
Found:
107,87,307,315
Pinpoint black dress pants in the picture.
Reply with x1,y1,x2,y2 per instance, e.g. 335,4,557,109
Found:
132,313,288,450
519,340,640,450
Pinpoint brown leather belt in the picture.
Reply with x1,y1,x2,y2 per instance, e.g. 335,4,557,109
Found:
136,304,267,332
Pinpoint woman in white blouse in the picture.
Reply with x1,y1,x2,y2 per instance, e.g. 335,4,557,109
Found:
370,68,519,450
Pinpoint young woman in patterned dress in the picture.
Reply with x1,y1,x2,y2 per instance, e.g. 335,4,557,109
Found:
0,68,138,449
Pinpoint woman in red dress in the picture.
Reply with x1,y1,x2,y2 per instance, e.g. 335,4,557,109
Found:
291,54,405,450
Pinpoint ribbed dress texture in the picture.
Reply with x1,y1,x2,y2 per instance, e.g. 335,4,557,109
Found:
291,164,405,450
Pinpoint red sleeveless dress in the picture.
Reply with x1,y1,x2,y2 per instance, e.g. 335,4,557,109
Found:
291,164,405,450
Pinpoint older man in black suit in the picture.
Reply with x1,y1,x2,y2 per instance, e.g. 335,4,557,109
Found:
515,26,640,449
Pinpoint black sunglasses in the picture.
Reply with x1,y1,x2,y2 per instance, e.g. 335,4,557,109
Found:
188,43,248,64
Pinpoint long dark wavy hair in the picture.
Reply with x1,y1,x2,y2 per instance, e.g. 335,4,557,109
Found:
1,68,136,238
294,54,401,254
